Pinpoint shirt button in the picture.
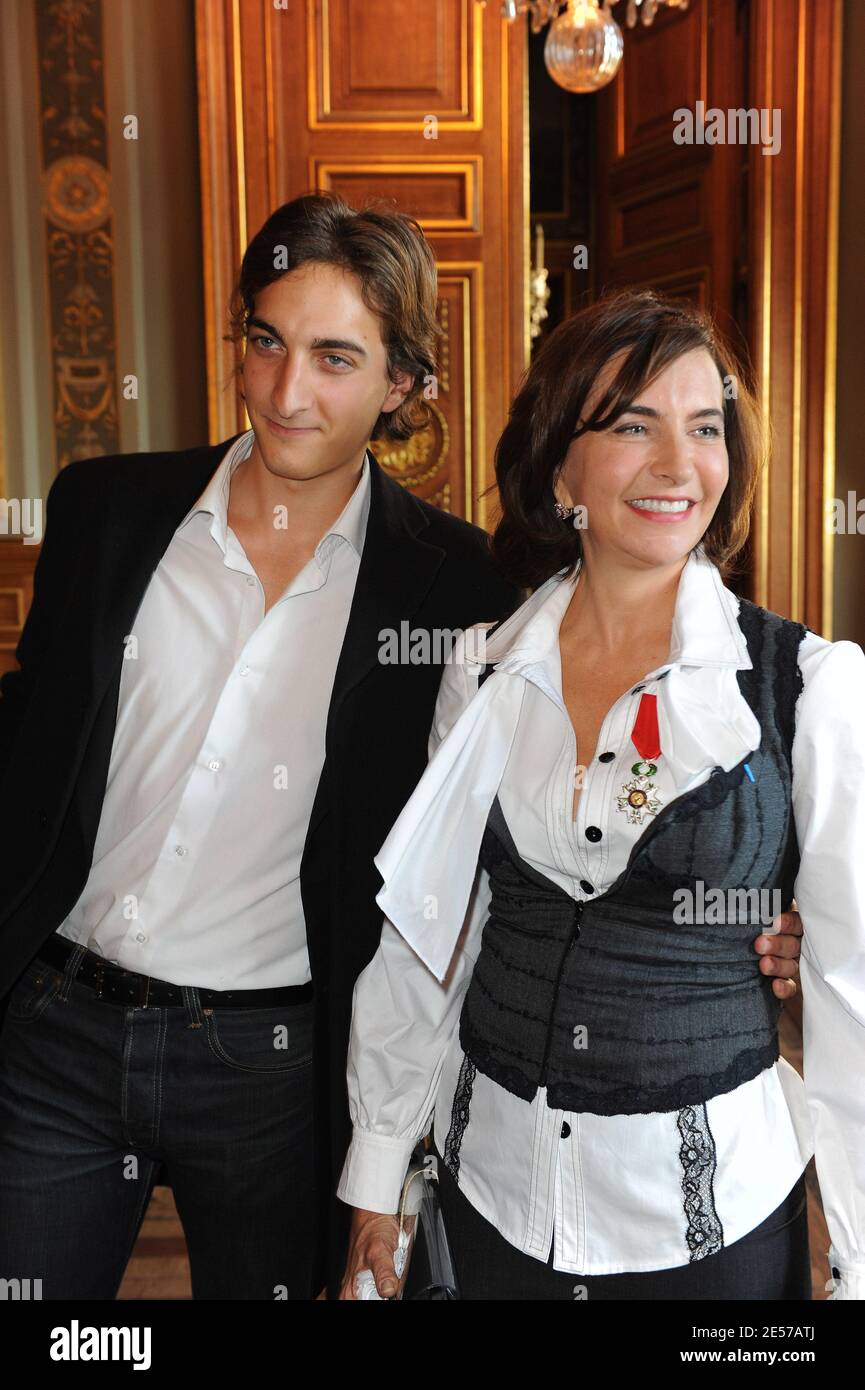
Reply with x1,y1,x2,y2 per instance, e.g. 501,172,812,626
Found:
208,759,222,772
560,1121,571,1139
579,880,594,894
246,576,255,586
174,845,187,857
585,826,602,842
135,933,146,944
239,664,250,676
598,751,615,763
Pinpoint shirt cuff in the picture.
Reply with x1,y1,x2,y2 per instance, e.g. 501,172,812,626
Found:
828,1248,865,1300
336,1130,418,1214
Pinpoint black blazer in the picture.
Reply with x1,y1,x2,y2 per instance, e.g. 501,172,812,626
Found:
0,434,522,1296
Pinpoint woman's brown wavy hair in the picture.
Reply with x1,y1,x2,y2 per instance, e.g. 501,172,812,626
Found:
227,191,441,441
488,289,766,591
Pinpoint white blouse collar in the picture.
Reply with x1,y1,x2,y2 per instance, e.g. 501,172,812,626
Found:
484,545,752,679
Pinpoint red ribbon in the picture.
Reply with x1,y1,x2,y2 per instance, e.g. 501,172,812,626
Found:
631,692,661,762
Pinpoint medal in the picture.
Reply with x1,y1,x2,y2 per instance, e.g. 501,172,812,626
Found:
616,692,663,825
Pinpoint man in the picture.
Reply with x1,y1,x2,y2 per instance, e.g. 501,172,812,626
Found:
0,192,802,1300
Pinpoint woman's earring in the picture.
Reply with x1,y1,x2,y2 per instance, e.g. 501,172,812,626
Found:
553,498,577,521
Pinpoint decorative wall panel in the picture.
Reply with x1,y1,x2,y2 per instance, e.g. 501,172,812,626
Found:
35,0,119,466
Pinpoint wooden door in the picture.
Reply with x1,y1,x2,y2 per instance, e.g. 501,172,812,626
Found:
195,0,528,529
591,0,842,631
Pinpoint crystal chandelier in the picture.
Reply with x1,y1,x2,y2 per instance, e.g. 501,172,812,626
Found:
496,0,691,93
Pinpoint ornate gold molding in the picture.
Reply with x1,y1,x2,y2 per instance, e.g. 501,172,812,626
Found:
310,159,482,234
35,0,119,466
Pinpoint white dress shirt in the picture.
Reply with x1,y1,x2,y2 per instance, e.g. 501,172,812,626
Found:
57,429,370,989
337,547,865,1300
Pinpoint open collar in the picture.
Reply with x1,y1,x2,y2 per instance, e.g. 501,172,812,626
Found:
483,546,752,681
176,427,371,561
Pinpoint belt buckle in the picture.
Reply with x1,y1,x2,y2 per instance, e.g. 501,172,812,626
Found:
92,960,151,1007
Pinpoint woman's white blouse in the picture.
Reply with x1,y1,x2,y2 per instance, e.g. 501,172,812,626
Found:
336,550,865,1299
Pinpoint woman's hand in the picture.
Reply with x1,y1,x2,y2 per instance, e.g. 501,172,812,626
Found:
338,1208,407,1300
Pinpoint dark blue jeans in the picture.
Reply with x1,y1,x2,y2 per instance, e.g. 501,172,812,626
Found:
0,942,316,1300
432,1142,812,1300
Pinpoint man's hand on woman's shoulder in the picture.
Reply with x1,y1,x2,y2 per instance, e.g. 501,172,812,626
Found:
753,905,803,999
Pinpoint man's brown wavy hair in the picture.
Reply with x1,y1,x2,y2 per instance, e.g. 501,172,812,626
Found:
227,191,440,441
489,289,766,591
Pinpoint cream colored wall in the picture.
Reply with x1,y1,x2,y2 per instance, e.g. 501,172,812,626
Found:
834,0,865,647
0,0,207,503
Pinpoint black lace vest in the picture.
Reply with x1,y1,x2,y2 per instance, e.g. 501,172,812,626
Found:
458,598,807,1116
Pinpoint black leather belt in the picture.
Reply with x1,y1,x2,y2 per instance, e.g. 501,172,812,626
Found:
36,932,314,1008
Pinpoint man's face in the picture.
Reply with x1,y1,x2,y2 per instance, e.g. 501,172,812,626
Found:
241,260,412,481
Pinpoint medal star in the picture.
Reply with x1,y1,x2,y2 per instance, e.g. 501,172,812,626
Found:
616,775,662,825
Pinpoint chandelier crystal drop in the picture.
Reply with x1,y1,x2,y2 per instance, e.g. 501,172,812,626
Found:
493,0,691,93
544,1,623,93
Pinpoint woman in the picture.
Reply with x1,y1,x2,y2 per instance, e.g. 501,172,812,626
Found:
337,291,865,1300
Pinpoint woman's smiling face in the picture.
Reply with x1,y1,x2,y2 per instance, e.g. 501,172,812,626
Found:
555,346,731,572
